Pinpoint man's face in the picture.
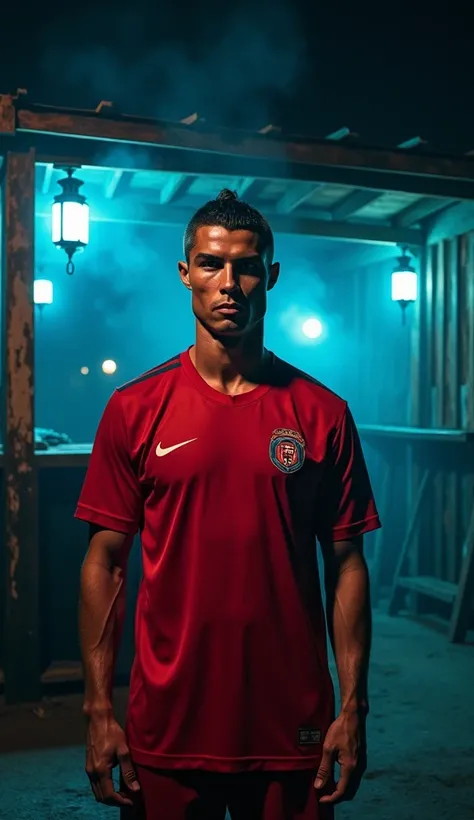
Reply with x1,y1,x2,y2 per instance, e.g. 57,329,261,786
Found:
178,226,279,338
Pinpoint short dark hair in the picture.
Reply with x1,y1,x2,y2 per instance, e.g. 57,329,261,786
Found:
184,188,274,263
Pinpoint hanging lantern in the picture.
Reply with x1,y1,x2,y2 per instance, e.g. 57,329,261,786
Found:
391,247,417,325
52,167,89,274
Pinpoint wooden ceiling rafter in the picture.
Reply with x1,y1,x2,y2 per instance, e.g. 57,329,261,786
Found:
3,94,474,241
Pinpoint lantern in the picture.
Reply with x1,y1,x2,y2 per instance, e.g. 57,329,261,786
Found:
52,167,89,274
34,279,53,306
391,248,417,324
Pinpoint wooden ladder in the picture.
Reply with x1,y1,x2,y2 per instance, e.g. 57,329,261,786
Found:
388,469,474,642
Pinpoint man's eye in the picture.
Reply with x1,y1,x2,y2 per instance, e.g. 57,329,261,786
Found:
243,264,261,276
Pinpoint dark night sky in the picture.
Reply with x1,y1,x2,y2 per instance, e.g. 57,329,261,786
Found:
2,1,474,154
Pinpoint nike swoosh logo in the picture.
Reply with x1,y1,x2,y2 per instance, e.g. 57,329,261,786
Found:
156,438,197,457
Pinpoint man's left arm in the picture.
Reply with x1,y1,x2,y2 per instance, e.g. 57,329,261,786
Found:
313,404,380,804
315,536,371,804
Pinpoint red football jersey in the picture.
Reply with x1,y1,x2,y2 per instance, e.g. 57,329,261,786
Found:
75,349,381,772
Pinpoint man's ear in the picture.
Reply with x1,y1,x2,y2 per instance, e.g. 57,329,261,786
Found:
178,260,191,290
267,261,280,291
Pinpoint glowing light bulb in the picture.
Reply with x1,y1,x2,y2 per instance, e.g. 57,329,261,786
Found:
302,318,323,339
102,359,117,375
80,366,89,375
391,271,417,303
34,279,53,305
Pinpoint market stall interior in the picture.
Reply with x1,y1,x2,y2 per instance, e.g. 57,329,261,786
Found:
1,91,474,705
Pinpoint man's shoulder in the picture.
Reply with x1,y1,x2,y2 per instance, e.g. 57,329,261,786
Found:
116,353,183,396
275,356,347,415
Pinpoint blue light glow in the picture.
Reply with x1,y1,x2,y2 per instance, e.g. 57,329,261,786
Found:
302,317,323,339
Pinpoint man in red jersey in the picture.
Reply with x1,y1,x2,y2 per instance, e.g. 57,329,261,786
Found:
76,189,381,820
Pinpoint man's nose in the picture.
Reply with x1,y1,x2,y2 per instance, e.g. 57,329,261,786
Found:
220,263,238,292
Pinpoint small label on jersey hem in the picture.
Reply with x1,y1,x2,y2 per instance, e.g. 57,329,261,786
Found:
298,727,321,745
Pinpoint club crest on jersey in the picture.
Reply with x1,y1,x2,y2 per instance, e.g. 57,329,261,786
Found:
269,428,305,474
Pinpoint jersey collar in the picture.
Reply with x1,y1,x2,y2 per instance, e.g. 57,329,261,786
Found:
180,347,274,407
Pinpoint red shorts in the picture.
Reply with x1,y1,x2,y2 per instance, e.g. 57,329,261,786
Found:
129,765,335,820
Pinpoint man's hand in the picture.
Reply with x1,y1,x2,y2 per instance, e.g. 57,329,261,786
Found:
85,711,141,806
314,711,367,804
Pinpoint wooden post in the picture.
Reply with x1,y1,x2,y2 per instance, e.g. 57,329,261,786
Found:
446,237,461,429
449,502,474,643
445,239,460,584
388,469,430,616
408,246,426,614
370,459,389,607
435,241,447,426
2,149,39,704
467,233,474,430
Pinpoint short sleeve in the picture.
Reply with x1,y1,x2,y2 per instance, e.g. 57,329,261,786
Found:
75,391,142,535
315,404,381,544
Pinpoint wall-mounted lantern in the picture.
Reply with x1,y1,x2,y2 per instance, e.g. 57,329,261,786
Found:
33,279,53,316
51,167,89,274
391,247,418,325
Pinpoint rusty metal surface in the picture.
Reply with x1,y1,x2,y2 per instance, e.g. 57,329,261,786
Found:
0,95,16,134
3,149,40,703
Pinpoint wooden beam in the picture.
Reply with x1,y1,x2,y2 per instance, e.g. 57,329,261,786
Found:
395,575,457,603
41,163,54,195
231,178,267,204
393,197,455,228
12,422,473,472
330,189,381,220
34,195,423,245
323,243,397,271
398,136,426,150
2,150,40,704
32,141,474,200
427,201,474,244
275,183,321,214
159,173,189,205
104,169,133,199
234,177,258,198
325,127,356,141
358,424,474,443
16,106,474,180
15,107,474,199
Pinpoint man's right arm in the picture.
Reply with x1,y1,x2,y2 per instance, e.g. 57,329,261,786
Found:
80,525,133,718
80,525,141,806
75,391,143,806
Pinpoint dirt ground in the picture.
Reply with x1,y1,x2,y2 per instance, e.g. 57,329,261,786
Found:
0,611,473,820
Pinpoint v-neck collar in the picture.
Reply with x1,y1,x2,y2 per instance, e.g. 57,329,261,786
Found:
180,347,274,407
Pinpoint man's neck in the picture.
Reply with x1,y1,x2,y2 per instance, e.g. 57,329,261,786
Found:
190,324,269,395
